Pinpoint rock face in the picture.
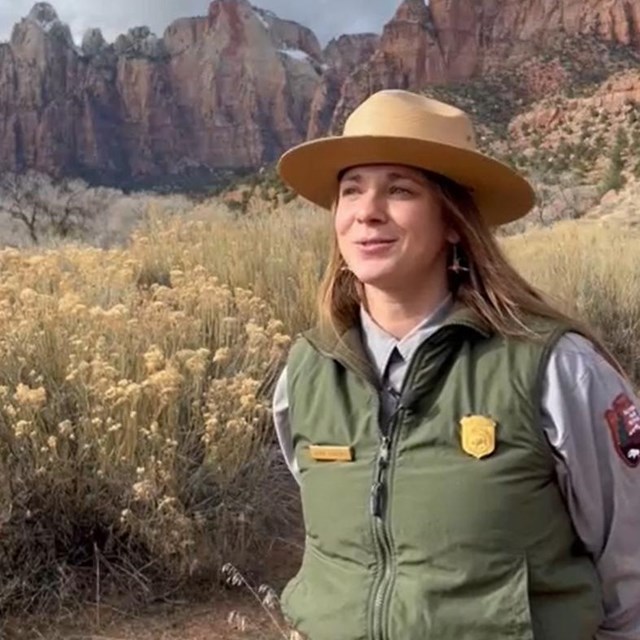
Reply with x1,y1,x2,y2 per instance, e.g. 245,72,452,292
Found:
0,0,323,185
0,0,639,185
323,33,380,77
161,0,320,172
319,0,448,135
306,33,379,138
323,0,640,132
510,69,640,137
253,7,323,61
478,0,640,50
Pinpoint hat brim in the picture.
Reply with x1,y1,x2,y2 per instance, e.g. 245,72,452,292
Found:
277,135,536,226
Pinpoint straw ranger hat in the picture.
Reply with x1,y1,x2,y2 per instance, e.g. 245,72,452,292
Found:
277,90,536,226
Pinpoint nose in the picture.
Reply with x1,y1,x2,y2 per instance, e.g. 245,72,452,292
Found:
355,190,387,224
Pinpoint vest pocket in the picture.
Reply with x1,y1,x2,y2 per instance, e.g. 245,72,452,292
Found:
469,553,534,640
465,553,534,640
391,552,535,639
500,554,535,640
279,536,371,640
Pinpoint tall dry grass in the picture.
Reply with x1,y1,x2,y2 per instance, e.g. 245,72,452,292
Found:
504,220,640,383
0,200,638,617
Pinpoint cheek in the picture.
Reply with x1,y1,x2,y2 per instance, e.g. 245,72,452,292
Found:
334,203,351,236
334,205,354,255
404,208,448,255
333,208,349,261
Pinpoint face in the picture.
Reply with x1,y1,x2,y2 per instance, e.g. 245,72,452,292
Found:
335,164,459,294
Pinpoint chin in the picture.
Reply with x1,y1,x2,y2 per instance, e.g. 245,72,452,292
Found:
352,268,401,289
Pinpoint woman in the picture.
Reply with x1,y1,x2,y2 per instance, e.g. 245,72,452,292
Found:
271,90,640,640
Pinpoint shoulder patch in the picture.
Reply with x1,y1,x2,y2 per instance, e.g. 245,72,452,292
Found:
604,393,640,468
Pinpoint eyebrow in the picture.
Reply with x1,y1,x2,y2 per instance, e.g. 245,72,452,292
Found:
340,171,427,186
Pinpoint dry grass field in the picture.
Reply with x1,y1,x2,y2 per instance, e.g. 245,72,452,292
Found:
1,200,639,638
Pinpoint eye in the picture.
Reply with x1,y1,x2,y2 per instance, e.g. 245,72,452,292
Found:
339,185,360,197
389,184,414,196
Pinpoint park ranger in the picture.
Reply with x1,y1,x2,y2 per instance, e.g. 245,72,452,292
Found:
272,90,640,640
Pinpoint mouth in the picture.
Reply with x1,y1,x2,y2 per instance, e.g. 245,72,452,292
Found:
354,238,398,255
356,238,397,247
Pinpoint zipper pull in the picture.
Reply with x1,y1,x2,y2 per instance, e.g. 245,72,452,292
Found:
370,436,392,518
379,436,391,468
370,481,384,518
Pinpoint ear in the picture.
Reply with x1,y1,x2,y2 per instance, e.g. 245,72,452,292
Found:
446,228,460,244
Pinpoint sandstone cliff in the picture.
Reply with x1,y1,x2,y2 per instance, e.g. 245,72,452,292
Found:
306,33,379,138
0,1,323,186
322,0,640,133
0,0,639,187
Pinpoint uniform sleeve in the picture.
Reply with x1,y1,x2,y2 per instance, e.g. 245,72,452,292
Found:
540,332,640,640
272,365,301,484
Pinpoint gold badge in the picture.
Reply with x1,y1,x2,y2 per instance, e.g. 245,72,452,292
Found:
308,445,354,462
460,416,497,459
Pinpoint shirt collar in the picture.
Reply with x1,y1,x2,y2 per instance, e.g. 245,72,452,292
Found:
359,294,454,379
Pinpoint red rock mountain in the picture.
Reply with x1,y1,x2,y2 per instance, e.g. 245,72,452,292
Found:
0,0,638,186
323,0,640,133
0,1,323,185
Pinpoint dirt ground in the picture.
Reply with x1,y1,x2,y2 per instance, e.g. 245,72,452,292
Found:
3,595,287,640
3,535,303,640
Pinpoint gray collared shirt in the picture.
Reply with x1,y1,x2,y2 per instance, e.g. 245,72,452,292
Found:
272,298,640,639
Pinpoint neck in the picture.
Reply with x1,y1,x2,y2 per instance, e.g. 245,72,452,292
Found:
363,276,451,340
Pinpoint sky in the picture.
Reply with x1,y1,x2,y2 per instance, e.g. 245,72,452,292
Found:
0,0,403,46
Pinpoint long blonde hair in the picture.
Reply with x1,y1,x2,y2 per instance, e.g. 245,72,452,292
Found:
316,169,626,375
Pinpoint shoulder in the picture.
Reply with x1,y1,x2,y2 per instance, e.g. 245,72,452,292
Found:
479,314,568,367
480,316,618,394
543,331,635,412
553,331,602,357
547,331,620,384
284,327,333,388
499,315,601,368
286,330,320,367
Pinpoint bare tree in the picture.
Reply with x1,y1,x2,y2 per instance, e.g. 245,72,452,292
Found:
0,172,47,244
0,172,116,245
51,179,114,239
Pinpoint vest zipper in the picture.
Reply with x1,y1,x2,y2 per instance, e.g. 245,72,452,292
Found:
309,327,461,640
370,394,402,640
369,332,447,640
310,344,393,639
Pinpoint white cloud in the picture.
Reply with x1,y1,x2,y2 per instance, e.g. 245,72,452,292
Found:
0,0,401,46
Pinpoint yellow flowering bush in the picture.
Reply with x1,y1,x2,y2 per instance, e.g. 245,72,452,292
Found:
0,235,296,613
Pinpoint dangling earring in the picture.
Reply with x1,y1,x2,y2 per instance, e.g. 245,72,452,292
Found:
448,243,469,274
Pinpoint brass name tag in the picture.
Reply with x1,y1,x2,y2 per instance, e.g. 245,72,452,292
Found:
308,445,354,462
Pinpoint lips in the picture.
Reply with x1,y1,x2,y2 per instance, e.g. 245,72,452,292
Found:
355,238,397,255
356,238,396,246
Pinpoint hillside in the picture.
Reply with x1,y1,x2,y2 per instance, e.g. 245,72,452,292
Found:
0,0,639,191
221,36,640,230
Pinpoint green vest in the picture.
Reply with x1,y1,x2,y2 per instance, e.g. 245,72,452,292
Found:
280,308,603,640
